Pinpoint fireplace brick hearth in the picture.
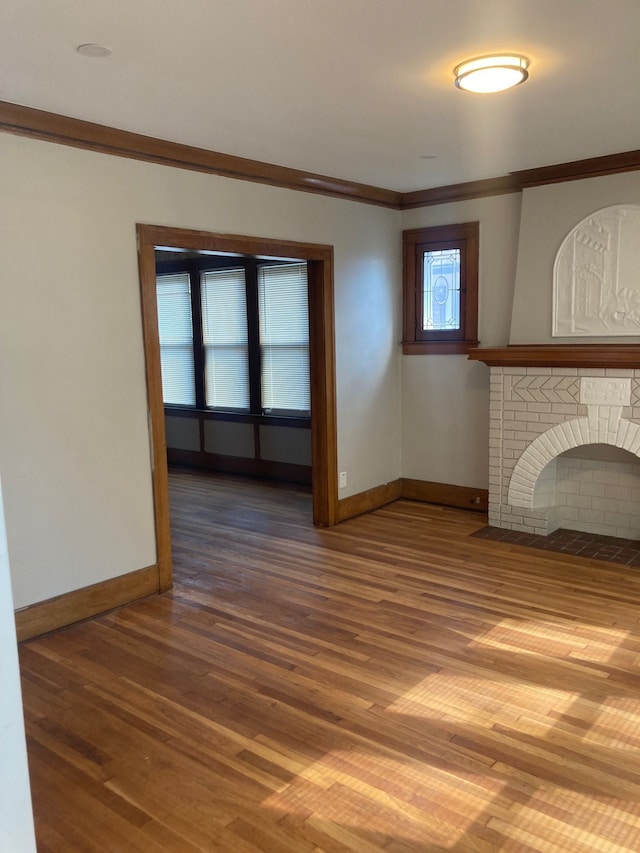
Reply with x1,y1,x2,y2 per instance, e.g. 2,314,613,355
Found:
487,366,640,539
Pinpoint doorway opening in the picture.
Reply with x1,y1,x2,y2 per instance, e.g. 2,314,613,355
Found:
137,224,338,592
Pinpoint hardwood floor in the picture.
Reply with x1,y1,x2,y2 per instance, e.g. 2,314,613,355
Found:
19,466,640,852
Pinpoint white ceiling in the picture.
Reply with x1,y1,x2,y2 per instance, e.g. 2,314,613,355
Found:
2,0,639,192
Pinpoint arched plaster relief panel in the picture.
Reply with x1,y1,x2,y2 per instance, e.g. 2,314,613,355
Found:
553,204,640,337
508,418,640,509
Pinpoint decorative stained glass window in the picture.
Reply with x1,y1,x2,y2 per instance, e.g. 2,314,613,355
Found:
402,221,479,354
422,248,461,331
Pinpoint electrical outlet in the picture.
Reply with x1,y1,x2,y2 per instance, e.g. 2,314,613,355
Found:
339,471,348,489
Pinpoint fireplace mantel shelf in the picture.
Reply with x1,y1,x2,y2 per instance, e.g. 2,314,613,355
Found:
468,344,640,368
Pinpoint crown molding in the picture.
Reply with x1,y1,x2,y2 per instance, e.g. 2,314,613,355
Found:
512,149,640,188
1,100,640,210
0,100,402,209
400,174,521,209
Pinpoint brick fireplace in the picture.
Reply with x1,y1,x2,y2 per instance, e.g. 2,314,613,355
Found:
469,346,640,541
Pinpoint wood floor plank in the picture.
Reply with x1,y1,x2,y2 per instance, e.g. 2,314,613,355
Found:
19,466,640,851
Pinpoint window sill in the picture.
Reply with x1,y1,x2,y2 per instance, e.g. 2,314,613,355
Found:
402,339,479,355
163,406,310,428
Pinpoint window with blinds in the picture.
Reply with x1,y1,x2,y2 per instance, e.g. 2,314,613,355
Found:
201,269,250,411
155,259,310,417
259,263,310,415
156,273,196,406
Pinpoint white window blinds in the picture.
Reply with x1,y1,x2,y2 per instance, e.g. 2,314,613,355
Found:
156,273,196,406
258,263,310,415
201,269,250,410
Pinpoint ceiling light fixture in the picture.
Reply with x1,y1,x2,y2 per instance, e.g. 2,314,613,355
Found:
76,43,112,58
454,54,529,93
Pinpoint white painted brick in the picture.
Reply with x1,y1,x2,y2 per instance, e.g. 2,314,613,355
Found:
628,428,640,455
491,367,504,375
619,471,640,486
504,439,527,450
616,461,636,473
572,494,593,509
489,438,501,448
504,401,528,412
589,523,616,536
530,367,553,375
615,419,630,448
606,368,634,377
579,419,594,445
605,484,632,500
545,430,565,456
504,367,527,375
502,410,516,421
562,507,580,521
604,511,632,527
592,470,617,486
617,528,640,540
527,402,552,413
539,413,569,425
579,368,606,376
568,521,593,533
579,481,604,497
590,497,614,511
554,403,579,415
617,499,640,515
609,408,623,433
552,368,579,376
578,508,604,524
558,480,580,495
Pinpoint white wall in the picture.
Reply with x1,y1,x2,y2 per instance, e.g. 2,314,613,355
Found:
0,133,401,609
510,171,640,344
400,193,522,488
0,479,37,852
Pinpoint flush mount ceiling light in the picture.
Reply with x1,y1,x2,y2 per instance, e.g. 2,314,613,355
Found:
454,54,529,93
76,43,112,58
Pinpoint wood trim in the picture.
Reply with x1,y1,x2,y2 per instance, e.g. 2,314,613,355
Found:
401,478,488,512
467,344,640,368
337,480,402,522
138,225,338,535
402,221,479,355
3,101,639,213
401,150,640,207
167,449,312,485
165,407,310,428
401,175,521,209
308,256,339,525
512,149,640,188
0,100,401,209
137,228,174,593
402,340,479,355
14,565,158,642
